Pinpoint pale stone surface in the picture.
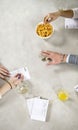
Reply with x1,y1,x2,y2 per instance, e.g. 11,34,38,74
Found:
0,0,78,130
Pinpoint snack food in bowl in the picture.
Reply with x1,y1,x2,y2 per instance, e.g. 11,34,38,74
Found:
36,22,54,39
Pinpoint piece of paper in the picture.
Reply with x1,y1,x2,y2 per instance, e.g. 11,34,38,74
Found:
30,98,49,121
27,97,40,116
65,18,78,29
10,67,30,80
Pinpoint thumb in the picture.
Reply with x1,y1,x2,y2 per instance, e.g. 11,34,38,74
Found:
47,61,53,65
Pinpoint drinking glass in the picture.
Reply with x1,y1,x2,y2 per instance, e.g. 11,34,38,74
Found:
18,81,33,99
57,89,69,101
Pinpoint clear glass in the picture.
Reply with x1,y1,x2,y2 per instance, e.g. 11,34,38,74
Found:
57,89,69,101
17,80,33,99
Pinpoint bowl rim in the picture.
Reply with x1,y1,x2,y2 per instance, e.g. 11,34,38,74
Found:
35,22,54,39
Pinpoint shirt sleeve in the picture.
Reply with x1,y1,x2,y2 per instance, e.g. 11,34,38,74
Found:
66,54,78,65
72,8,78,19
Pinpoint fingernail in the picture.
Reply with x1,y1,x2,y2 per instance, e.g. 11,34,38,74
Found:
48,18,51,21
17,74,21,79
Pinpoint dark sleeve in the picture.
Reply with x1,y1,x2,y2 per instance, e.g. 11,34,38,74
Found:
68,55,78,65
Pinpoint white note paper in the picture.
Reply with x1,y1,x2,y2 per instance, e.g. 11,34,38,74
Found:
30,98,49,121
10,67,30,80
27,97,40,116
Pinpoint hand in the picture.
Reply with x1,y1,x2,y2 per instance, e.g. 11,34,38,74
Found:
9,74,24,88
0,65,10,79
41,51,67,65
44,11,60,23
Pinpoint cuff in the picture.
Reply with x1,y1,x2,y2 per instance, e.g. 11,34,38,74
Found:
67,55,78,65
66,54,70,63
72,8,78,19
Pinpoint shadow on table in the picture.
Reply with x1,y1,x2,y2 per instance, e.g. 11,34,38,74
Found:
46,101,53,122
54,63,78,74
43,28,78,47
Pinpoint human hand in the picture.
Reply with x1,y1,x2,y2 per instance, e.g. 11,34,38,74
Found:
41,51,67,65
0,65,10,79
44,11,60,23
9,73,24,88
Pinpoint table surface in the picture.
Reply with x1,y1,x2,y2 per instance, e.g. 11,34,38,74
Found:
0,0,78,130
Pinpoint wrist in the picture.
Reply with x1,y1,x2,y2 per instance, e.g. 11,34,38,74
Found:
4,79,13,89
0,82,12,96
9,82,15,89
55,10,61,17
58,9,63,16
9,80,17,89
61,54,67,63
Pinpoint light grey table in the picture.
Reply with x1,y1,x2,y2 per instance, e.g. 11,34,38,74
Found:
0,0,78,130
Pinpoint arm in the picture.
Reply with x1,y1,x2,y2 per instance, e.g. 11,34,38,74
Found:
59,9,74,18
44,9,74,23
0,83,12,97
0,74,24,98
41,51,78,65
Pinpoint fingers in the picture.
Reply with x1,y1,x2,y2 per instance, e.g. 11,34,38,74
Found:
41,53,49,58
41,50,61,65
0,65,9,73
44,17,51,24
41,50,54,58
0,70,9,76
44,12,60,23
44,15,52,24
47,60,61,65
0,72,10,79
0,65,10,79
42,50,54,54
47,62,53,65
42,50,57,56
41,51,50,55
0,71,10,79
0,73,5,79
9,73,24,88
47,61,56,65
15,73,24,81
15,74,21,79
41,51,53,63
18,74,24,81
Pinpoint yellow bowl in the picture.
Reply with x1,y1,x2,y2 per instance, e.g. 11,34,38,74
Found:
36,22,54,39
